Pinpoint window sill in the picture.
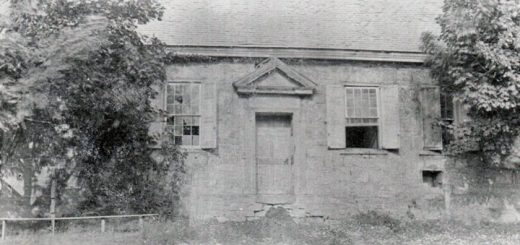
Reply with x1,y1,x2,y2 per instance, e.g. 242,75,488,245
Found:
339,148,389,156
147,144,202,151
179,146,204,152
419,150,443,156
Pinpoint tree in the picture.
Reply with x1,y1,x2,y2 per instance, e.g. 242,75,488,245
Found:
422,0,520,165
0,0,184,216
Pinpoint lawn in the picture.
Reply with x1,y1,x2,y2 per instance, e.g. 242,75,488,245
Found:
2,210,520,245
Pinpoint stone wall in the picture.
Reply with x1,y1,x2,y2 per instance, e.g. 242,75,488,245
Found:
443,154,520,223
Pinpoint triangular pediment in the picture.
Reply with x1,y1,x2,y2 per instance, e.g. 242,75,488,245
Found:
233,57,317,95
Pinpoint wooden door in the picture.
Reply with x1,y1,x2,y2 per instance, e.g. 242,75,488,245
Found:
255,114,294,204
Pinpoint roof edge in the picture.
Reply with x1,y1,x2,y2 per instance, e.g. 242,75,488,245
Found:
165,45,428,64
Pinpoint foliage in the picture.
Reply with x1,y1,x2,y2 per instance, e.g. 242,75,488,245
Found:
353,210,403,233
422,0,520,164
6,218,520,244
0,0,184,216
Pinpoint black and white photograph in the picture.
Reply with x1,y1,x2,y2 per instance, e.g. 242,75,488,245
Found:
1,0,520,244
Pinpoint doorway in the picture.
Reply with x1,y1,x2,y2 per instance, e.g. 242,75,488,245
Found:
255,114,294,204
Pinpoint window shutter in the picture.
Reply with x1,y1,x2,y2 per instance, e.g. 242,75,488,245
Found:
420,87,442,151
326,85,346,149
380,85,400,149
149,83,165,148
200,81,218,149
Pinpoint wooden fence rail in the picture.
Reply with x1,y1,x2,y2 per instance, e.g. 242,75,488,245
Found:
0,214,158,240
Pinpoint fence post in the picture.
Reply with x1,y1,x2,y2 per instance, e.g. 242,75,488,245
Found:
50,177,56,235
2,220,5,240
101,219,106,233
139,217,144,231
444,184,452,218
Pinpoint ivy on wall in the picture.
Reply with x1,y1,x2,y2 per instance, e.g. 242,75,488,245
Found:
422,0,520,165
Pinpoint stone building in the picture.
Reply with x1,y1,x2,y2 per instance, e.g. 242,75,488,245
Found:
140,0,519,222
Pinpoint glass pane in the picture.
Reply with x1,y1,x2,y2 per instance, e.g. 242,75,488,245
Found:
183,126,191,135
167,116,175,125
174,126,182,136
363,90,370,117
192,104,199,115
174,136,182,145
441,93,454,119
192,126,199,136
347,108,354,117
174,85,183,104
183,85,192,110
182,135,192,145
174,105,182,114
192,135,199,145
181,104,190,115
174,116,183,126
166,105,174,114
168,83,201,116
182,117,192,126
166,95,175,105
369,90,377,107
174,94,183,104
354,89,361,117
192,117,200,126
346,97,354,108
346,88,353,98
167,85,175,101
192,84,200,104
369,108,378,117
346,87,379,119
346,88,354,117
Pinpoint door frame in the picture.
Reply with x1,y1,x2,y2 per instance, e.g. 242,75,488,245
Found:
244,103,303,204
255,112,294,204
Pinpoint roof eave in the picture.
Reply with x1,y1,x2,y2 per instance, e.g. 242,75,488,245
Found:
165,45,427,64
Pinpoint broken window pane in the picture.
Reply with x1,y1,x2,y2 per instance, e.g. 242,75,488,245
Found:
165,83,202,146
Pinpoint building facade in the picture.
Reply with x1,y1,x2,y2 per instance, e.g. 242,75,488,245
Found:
142,0,520,222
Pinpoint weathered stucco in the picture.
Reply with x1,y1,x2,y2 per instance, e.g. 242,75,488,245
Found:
165,58,520,223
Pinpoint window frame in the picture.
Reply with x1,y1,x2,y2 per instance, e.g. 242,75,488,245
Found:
440,92,456,148
344,85,382,149
440,92,455,123
164,81,202,148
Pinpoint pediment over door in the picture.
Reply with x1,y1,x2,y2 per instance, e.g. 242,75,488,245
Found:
233,57,317,96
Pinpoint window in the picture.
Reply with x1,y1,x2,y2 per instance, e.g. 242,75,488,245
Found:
440,92,454,147
165,82,201,146
345,87,379,148
422,170,443,188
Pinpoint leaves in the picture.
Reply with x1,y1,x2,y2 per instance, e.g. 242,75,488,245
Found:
0,0,183,216
423,0,520,165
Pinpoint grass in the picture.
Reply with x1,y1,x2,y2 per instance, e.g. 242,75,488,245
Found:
2,211,520,244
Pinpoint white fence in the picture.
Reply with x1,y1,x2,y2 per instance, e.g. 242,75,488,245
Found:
0,213,158,240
